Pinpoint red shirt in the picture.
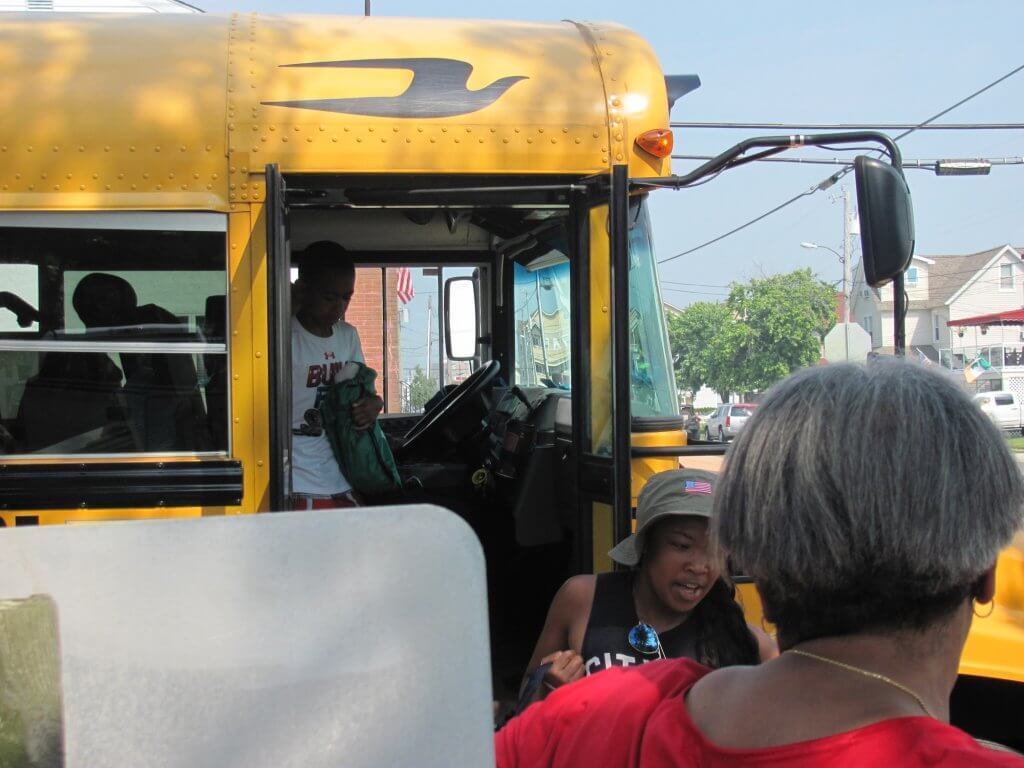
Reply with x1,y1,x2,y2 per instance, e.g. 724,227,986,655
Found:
495,659,1023,767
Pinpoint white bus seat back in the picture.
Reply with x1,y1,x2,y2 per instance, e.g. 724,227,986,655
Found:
0,505,494,768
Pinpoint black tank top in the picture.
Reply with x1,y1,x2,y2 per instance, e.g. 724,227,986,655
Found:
580,570,699,676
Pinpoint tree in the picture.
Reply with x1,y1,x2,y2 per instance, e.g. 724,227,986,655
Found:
726,269,837,392
667,302,741,401
667,269,836,399
406,365,437,412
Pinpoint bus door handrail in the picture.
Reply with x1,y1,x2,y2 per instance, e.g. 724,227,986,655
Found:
630,443,728,458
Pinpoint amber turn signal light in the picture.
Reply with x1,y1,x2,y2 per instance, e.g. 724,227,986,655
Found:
635,129,673,158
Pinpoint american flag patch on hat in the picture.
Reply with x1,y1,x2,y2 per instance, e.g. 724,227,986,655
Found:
684,479,712,495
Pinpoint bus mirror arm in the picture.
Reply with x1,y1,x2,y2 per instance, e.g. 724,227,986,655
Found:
630,130,903,190
631,130,914,354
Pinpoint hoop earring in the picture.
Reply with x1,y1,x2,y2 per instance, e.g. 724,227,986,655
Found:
973,600,995,619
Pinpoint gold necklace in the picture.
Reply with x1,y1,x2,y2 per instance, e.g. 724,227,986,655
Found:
788,649,936,719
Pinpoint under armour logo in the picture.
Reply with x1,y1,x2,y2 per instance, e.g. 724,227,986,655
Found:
261,58,528,119
324,351,336,360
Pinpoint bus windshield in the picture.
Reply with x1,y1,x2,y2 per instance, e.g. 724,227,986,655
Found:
627,199,677,418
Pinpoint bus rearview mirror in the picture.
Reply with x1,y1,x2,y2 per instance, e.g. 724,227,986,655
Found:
444,277,479,361
854,156,915,288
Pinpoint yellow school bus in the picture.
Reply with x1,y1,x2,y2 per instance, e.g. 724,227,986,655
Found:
0,11,1020,741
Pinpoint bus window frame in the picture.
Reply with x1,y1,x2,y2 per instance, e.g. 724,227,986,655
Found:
0,211,241,512
0,211,232,460
267,163,292,511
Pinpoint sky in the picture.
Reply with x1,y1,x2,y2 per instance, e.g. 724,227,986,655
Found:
197,0,1024,308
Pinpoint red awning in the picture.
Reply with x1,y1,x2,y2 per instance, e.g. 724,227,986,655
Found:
947,309,1024,327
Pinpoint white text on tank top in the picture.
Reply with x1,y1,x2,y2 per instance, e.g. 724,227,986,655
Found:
291,321,364,495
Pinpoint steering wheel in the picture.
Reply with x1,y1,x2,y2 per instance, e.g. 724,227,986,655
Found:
399,360,501,458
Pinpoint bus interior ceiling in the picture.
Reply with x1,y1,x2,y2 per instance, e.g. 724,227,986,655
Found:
286,180,578,699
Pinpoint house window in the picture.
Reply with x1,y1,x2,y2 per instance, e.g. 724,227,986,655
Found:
862,315,873,342
1000,263,1014,291
861,287,870,299
906,267,918,287
933,314,941,343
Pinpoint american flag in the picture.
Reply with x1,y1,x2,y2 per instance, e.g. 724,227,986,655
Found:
684,479,712,495
396,267,415,304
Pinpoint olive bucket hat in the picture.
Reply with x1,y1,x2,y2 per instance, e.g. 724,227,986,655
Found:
607,468,717,567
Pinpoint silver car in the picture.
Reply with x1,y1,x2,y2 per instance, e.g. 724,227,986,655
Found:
704,403,757,442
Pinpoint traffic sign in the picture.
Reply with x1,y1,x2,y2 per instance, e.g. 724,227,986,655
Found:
823,322,873,363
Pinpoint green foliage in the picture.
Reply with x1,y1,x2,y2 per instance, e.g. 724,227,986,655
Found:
1006,436,1024,452
407,365,438,412
667,269,836,398
667,303,733,403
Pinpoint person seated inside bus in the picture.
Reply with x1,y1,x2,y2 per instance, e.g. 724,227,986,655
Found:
15,341,125,452
290,241,383,510
71,272,207,451
14,280,127,452
496,360,1024,767
516,468,776,709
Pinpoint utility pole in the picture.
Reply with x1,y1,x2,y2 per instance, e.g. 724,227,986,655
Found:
842,187,854,322
534,274,551,380
424,293,432,382
842,186,854,361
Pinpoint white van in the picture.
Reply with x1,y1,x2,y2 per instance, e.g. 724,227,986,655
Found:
973,391,1024,433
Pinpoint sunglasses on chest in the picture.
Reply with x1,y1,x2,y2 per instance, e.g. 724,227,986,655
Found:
628,622,666,660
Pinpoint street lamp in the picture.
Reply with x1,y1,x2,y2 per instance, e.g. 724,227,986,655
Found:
800,241,843,263
802,241,850,361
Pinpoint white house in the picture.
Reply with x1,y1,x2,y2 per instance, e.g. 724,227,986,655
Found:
848,244,1024,390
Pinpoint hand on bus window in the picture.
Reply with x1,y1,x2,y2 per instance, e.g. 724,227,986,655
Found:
540,650,584,694
352,395,384,430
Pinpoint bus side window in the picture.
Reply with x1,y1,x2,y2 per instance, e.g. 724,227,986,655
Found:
0,221,229,457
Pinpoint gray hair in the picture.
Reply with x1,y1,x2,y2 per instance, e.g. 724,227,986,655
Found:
714,359,1023,640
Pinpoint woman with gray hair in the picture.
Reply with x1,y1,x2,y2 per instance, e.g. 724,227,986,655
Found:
496,359,1024,766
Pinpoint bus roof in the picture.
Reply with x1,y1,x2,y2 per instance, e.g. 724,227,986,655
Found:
0,13,672,212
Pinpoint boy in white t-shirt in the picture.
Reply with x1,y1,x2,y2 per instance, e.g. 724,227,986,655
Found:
290,241,383,510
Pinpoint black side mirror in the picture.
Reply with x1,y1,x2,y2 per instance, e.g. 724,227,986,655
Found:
854,156,915,288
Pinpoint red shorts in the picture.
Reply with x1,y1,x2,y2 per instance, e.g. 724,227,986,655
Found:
289,491,361,510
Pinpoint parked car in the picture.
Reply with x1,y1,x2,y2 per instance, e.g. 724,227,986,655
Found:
704,403,757,442
973,390,1024,434
680,405,701,441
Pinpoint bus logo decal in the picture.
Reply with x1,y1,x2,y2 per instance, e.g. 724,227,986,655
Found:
261,57,527,118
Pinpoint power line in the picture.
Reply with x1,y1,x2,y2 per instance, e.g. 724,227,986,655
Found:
671,122,1024,131
661,279,734,288
657,188,816,265
661,287,732,297
893,63,1024,143
658,63,1024,264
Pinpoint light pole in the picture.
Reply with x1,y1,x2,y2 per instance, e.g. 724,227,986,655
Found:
802,241,849,361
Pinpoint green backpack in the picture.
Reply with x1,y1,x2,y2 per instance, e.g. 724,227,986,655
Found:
319,363,402,496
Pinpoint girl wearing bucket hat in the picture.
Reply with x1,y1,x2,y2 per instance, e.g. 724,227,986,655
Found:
517,468,775,707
